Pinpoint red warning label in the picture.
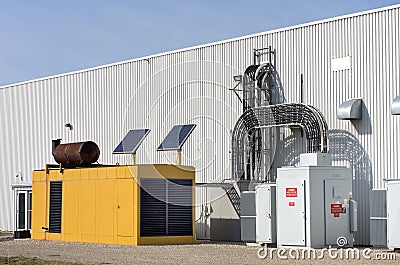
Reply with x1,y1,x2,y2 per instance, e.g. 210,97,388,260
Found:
331,204,343,218
289,201,295,207
286,188,298,198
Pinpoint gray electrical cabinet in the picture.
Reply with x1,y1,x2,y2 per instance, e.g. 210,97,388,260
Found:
387,180,400,249
255,184,276,244
277,153,356,248
240,191,256,242
370,189,387,246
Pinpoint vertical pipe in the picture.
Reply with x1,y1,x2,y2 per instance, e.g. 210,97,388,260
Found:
177,150,182,165
300,74,304,103
52,139,61,155
269,46,272,64
132,154,136,165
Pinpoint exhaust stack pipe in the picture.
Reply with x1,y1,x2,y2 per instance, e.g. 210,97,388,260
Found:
52,139,61,155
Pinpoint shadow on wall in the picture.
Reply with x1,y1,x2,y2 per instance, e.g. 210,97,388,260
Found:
268,128,306,182
275,129,372,245
328,129,372,245
351,100,372,135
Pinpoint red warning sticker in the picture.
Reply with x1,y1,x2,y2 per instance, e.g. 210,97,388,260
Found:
286,188,298,198
289,201,295,207
331,204,343,218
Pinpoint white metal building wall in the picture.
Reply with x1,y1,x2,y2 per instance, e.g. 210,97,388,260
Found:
1,5,399,245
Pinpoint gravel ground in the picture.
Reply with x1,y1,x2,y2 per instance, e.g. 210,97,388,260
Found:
0,239,399,265
0,236,12,243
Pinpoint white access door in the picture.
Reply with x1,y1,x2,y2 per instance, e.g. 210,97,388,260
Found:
256,185,272,243
277,179,306,246
15,190,32,231
387,181,400,248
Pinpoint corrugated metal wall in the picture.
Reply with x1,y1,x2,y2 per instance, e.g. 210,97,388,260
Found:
1,5,399,245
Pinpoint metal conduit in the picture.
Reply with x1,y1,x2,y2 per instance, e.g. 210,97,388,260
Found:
232,103,328,180
241,63,278,181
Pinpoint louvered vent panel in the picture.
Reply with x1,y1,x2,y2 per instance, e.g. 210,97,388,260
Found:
167,179,193,236
140,178,167,236
140,178,193,237
49,181,62,233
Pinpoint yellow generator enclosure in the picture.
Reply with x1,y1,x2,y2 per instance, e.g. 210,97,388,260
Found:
31,164,195,245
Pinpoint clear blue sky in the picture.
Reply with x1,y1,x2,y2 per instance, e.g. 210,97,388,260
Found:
0,0,399,86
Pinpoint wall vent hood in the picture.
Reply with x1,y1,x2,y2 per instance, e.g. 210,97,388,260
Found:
391,96,400,115
337,98,363,120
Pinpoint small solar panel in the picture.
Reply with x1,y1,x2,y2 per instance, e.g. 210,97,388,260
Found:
113,129,151,154
157,124,196,151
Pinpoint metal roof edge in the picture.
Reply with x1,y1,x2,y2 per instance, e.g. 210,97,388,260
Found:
1,4,399,90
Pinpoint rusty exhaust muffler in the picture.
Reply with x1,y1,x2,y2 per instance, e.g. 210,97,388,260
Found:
52,141,100,165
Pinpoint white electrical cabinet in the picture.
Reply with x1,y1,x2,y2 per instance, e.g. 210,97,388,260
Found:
277,153,356,248
255,184,276,244
387,180,400,249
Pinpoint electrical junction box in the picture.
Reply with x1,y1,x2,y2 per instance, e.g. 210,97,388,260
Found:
255,183,276,244
298,152,332,167
386,180,400,249
277,153,355,248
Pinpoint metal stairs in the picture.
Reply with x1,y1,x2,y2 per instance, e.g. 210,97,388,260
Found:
222,185,241,216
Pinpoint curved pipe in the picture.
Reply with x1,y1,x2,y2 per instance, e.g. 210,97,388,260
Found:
231,103,328,180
